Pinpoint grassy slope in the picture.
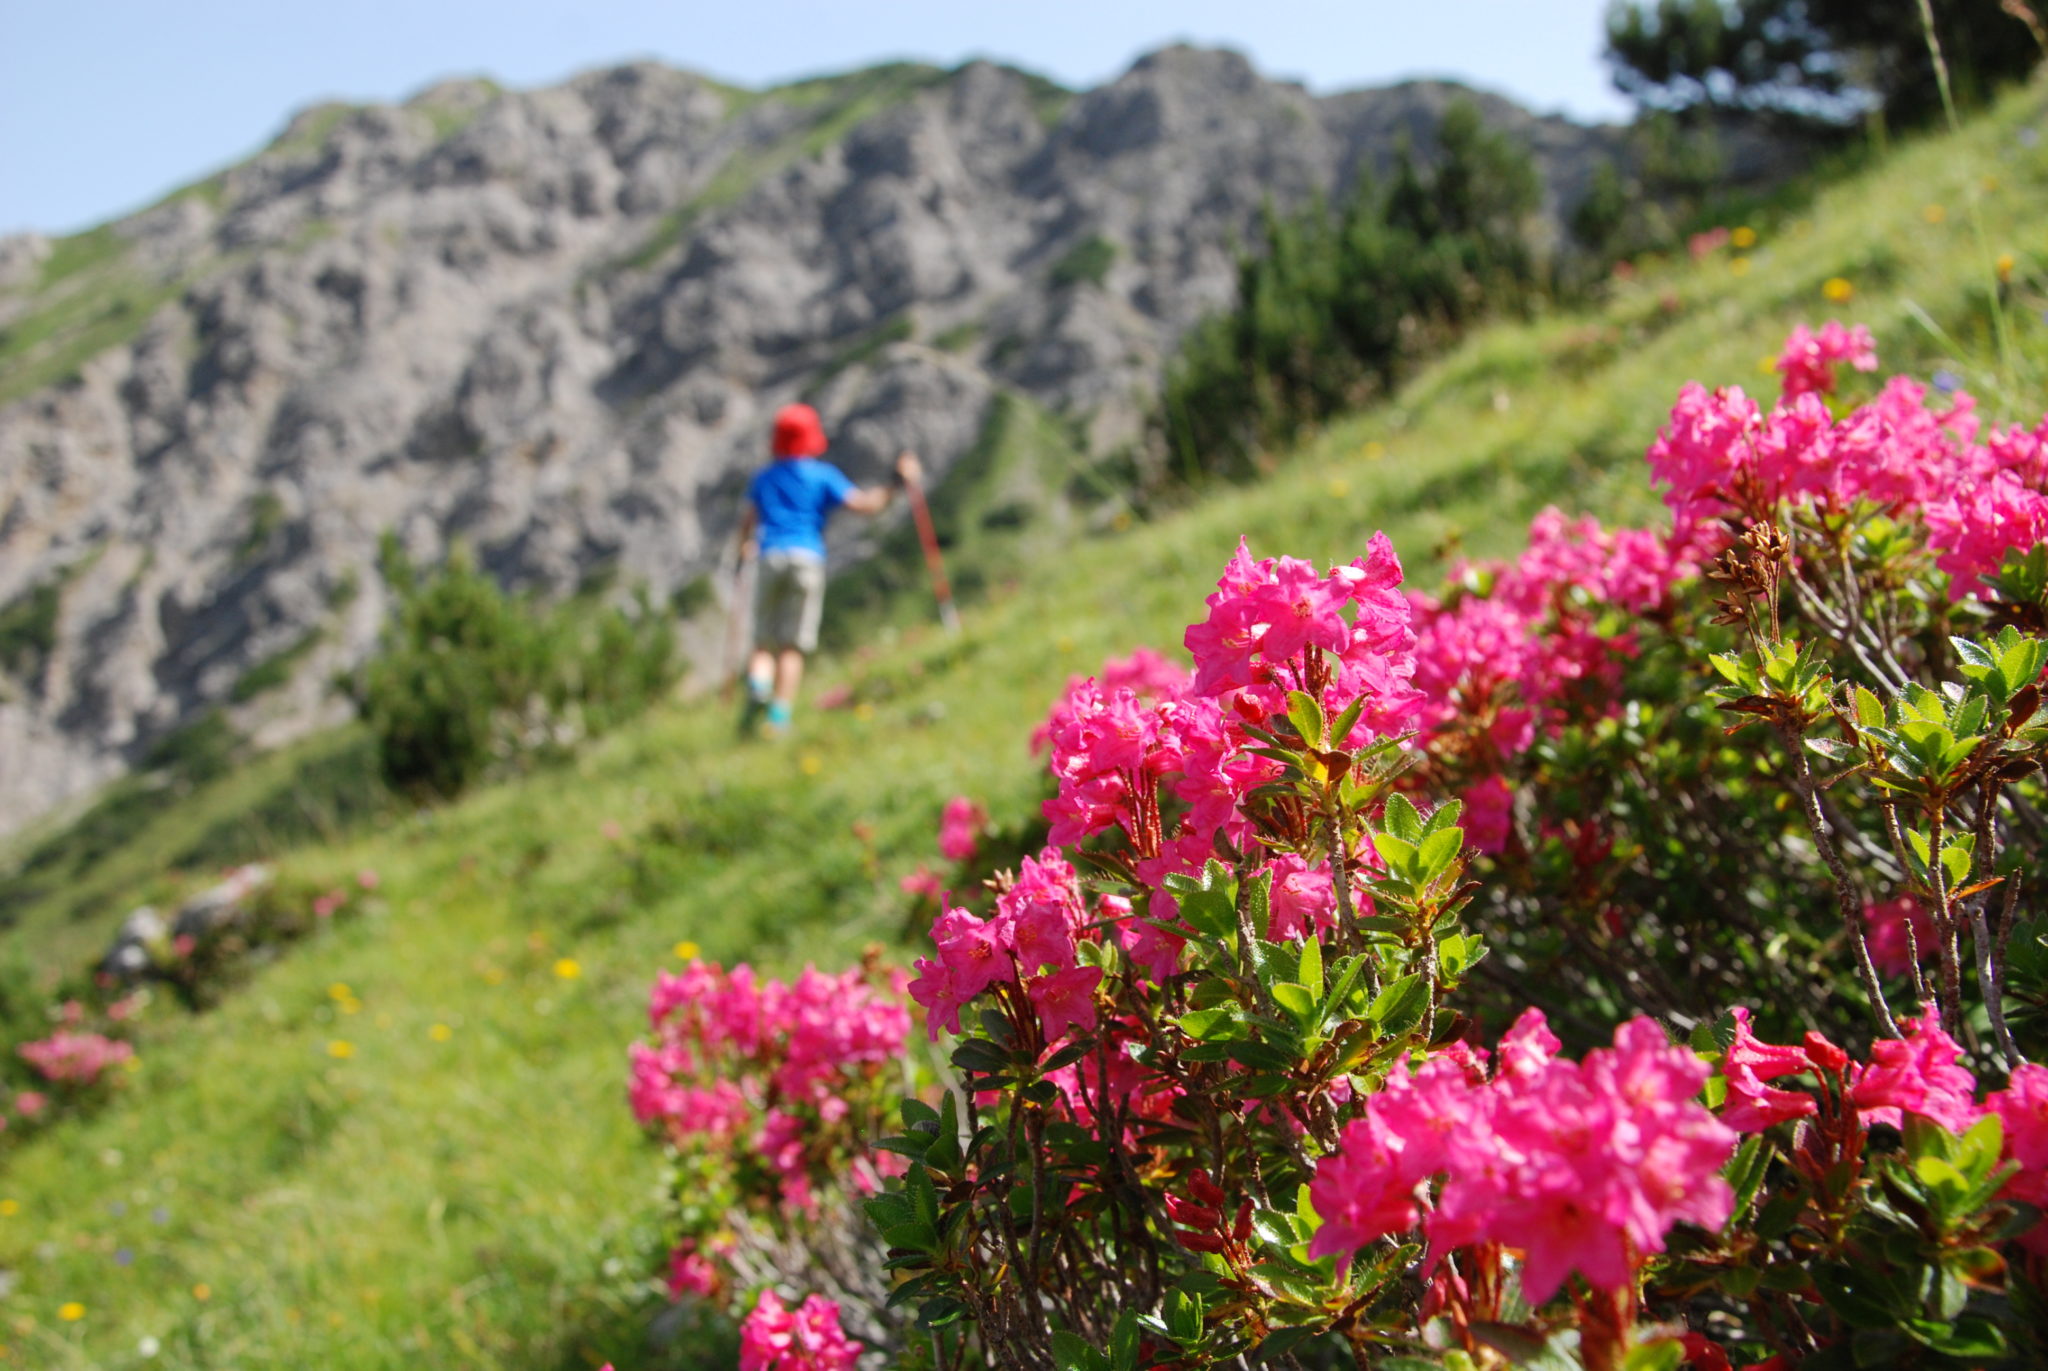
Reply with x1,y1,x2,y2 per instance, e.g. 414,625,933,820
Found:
3,83,2047,1371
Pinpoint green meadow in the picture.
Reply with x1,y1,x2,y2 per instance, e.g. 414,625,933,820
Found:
3,79,2047,1371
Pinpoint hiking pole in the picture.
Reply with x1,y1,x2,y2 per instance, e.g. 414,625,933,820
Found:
898,451,960,634
720,533,754,700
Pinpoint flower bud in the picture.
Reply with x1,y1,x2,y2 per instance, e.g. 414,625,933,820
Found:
1231,1199,1254,1244
1801,1031,1848,1074
1164,1194,1222,1230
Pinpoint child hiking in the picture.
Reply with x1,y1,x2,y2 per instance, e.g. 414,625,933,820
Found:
735,402,920,735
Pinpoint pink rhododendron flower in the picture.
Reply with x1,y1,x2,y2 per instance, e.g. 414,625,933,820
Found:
898,864,945,902
1986,1063,2048,1253
629,957,909,1198
1309,1010,1734,1302
738,1290,863,1371
938,796,985,862
1776,321,1877,399
665,1241,721,1298
930,907,1014,999
1460,775,1515,855
19,1031,134,1086
1847,1006,1981,1133
1646,382,1765,528
1925,471,2048,597
13,1091,47,1118
906,955,968,1040
1264,853,1337,940
1717,1007,1819,1133
1862,897,1935,977
1027,965,1103,1043
1031,647,1192,754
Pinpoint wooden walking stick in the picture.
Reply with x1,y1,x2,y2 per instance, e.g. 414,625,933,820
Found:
898,451,960,634
720,533,754,699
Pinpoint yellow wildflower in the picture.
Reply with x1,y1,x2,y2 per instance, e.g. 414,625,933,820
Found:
327,1040,355,1059
57,1304,83,1323
1729,256,1752,276
673,940,700,961
799,754,823,776
1923,204,1947,224
1822,277,1854,302
1730,225,1757,249
430,1023,453,1042
553,958,581,980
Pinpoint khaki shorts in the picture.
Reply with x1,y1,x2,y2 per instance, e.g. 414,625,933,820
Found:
754,549,827,653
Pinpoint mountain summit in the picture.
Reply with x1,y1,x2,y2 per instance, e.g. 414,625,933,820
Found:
0,46,1614,834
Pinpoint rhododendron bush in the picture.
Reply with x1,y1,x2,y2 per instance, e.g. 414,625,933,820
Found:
631,328,2048,1369
628,953,908,1347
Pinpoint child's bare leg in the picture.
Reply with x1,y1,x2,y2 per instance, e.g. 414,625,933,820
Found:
774,648,806,706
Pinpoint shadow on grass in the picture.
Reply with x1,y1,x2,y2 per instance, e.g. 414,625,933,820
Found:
539,1290,740,1371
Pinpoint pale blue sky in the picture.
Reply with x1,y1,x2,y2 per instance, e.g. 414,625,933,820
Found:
0,0,1628,236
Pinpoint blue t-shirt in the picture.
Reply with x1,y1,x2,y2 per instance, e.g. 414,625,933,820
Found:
748,458,857,558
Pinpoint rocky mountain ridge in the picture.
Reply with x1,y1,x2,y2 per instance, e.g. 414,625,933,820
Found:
0,45,1619,836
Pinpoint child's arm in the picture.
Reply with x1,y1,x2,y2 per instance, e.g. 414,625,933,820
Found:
737,505,758,558
843,453,922,515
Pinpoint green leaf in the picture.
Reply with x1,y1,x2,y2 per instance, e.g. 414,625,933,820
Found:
1286,690,1326,749
1051,1332,1107,1371
1177,1006,1243,1041
1422,798,1464,834
1372,832,1418,877
1941,841,1973,888
1244,868,1272,947
864,1194,913,1229
882,1220,939,1252
1416,826,1462,879
1110,1309,1140,1371
1178,890,1237,941
1906,1313,2007,1357
1367,972,1429,1038
1270,981,1317,1023
1954,634,1998,668
1328,695,1366,748
1227,1039,1298,1072
1255,1327,1323,1361
873,1135,935,1160
1814,1264,1905,1329
1855,685,1886,728
1621,1341,1686,1371
1382,792,1424,843
905,1163,940,1227
916,1296,968,1329
1298,933,1323,992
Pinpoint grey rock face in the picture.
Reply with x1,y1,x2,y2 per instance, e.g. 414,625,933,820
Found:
0,47,1619,835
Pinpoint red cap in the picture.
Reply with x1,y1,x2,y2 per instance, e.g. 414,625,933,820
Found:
771,403,828,458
